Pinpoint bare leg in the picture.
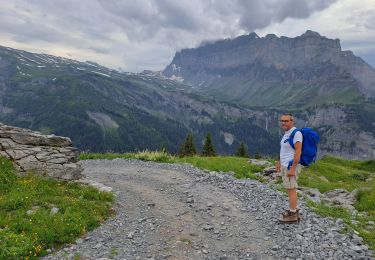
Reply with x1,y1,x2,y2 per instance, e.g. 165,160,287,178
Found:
287,188,297,210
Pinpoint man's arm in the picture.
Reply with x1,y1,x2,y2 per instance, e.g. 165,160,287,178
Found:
287,141,302,177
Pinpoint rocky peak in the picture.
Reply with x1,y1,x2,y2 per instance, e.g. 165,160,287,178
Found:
265,33,278,40
300,30,322,38
248,32,260,39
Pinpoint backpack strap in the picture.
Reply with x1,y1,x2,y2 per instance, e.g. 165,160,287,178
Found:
287,128,299,150
287,128,302,169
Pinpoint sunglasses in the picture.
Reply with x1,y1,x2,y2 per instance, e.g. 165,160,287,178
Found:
280,120,291,123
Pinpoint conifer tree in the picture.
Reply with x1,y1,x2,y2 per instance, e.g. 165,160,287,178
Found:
235,141,248,157
179,133,196,157
202,133,216,156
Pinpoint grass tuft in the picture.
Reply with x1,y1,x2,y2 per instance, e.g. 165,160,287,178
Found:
173,156,264,180
80,150,172,162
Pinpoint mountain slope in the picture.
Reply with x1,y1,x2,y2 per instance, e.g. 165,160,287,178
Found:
1,44,375,159
163,30,375,108
0,45,277,154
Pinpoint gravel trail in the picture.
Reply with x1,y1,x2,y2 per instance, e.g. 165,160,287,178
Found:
43,159,374,260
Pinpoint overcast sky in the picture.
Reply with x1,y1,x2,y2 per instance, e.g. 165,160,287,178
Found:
1,0,374,72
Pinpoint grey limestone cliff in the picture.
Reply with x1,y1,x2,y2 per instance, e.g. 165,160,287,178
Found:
163,30,375,106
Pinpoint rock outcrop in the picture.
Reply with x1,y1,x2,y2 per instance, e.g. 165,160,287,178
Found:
322,189,356,211
0,122,82,180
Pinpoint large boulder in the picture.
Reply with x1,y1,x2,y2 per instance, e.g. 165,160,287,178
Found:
0,123,82,180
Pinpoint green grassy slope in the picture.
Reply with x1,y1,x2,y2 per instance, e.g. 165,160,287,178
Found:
0,157,114,258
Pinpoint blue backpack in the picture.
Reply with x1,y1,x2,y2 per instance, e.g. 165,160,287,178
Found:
288,128,320,167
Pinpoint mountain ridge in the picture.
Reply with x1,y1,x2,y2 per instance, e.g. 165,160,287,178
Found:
163,30,375,107
1,42,375,159
0,44,278,155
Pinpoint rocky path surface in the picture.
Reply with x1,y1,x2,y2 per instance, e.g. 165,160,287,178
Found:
44,159,374,260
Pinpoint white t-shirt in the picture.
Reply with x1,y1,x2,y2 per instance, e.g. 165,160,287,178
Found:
280,127,303,167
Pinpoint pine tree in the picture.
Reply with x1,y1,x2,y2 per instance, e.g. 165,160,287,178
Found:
202,133,216,156
185,133,197,156
235,142,248,157
179,133,196,157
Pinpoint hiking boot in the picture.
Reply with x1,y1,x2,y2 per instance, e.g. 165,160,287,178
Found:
282,209,302,220
279,210,299,223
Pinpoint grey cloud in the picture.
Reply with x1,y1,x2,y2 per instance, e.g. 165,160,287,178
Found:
98,0,158,24
364,10,375,31
0,10,63,43
0,0,341,72
98,0,201,30
236,0,337,31
14,0,116,42
155,0,202,31
86,46,111,54
1,0,338,44
96,0,203,41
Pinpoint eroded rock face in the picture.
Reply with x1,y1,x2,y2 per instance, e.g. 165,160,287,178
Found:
163,30,375,105
0,123,82,180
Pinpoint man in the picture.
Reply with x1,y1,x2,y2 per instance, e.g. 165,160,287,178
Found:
276,113,302,223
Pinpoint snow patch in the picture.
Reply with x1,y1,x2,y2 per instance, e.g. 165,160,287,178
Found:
18,53,41,65
91,71,111,78
171,64,181,73
85,61,99,67
170,74,184,82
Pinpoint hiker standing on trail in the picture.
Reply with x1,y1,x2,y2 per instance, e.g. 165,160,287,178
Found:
276,113,302,223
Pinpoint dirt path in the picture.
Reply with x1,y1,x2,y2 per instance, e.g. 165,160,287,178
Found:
89,162,272,259
43,159,374,260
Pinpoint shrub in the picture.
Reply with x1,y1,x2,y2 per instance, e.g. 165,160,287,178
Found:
179,133,197,157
